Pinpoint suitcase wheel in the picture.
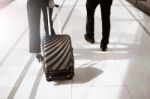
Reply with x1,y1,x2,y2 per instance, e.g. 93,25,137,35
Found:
67,69,74,80
67,74,73,80
46,75,50,81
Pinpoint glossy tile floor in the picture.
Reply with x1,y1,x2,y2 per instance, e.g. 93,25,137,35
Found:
0,0,150,99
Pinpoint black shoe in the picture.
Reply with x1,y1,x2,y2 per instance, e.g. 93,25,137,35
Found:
84,34,95,44
36,53,43,63
100,44,107,51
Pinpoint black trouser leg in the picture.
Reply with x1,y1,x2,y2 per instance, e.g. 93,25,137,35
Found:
27,0,41,53
86,0,98,38
100,3,112,46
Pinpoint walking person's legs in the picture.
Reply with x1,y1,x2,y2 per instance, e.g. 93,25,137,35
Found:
85,0,99,44
27,0,41,53
100,1,112,51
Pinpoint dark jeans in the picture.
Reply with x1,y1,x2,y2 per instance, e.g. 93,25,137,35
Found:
86,0,113,45
41,7,56,35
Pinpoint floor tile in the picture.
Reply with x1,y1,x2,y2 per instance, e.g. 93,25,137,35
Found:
13,59,41,99
139,20,150,39
72,63,124,86
72,86,131,99
0,87,11,99
112,0,123,5
111,6,134,21
126,6,150,20
35,75,72,99
0,0,150,99
120,0,133,5
124,75,150,99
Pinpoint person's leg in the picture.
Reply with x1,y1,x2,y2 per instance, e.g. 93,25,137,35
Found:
100,1,112,51
27,0,41,53
85,0,99,43
48,8,56,35
42,7,49,35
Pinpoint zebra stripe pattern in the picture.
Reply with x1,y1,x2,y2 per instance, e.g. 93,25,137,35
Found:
42,35,74,72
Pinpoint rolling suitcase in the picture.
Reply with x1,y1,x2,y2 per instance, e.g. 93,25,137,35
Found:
39,5,74,81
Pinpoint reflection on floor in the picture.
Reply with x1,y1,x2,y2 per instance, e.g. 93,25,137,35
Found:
0,0,150,99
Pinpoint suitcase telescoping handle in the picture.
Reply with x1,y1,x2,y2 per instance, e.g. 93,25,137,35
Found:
47,4,62,35
36,5,60,63
36,4,62,63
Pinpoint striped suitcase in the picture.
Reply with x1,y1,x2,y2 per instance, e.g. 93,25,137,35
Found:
42,34,74,81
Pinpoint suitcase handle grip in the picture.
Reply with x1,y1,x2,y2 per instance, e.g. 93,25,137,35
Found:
55,4,59,7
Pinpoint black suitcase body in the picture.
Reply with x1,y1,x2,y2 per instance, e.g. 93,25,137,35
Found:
42,34,74,81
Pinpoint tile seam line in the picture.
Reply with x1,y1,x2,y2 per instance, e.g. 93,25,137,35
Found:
125,85,133,99
7,54,35,99
119,1,137,99
110,51,126,84
53,0,66,21
111,51,132,99
119,0,150,37
29,68,43,99
61,0,78,33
